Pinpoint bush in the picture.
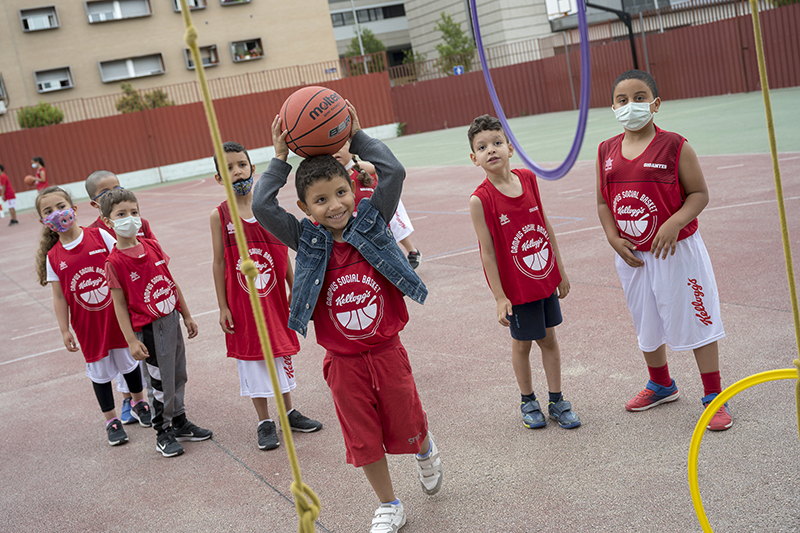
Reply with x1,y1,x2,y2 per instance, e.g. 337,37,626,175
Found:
17,101,65,129
116,83,174,114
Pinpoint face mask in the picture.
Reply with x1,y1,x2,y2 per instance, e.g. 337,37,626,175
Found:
43,208,75,233
32,163,37,169
613,99,656,131
232,175,253,196
112,216,142,238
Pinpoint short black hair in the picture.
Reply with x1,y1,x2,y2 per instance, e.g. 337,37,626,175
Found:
213,141,252,176
32,156,45,167
0,164,4,172
295,155,349,204
611,69,659,101
467,114,506,152
85,170,118,198
100,187,139,218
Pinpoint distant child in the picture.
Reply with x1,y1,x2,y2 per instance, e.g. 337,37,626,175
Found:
31,157,49,192
210,141,322,451
253,103,442,533
85,170,155,425
596,69,731,431
0,165,19,225
333,140,421,269
101,188,213,457
468,114,581,430
34,186,152,446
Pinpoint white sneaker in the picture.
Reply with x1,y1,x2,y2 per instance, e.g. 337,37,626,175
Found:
415,434,443,495
370,502,406,533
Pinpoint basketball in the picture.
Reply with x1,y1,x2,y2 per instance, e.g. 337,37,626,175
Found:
24,175,36,186
280,86,351,158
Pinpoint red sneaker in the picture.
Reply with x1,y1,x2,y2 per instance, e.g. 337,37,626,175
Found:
702,393,733,431
625,379,680,411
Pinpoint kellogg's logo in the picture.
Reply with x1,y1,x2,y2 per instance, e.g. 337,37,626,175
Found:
144,275,177,317
70,266,112,312
510,223,555,280
237,247,276,297
325,273,384,340
688,278,713,325
612,189,658,245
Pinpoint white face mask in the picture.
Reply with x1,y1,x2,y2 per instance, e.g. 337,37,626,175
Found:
613,99,657,131
112,216,142,238
32,163,37,169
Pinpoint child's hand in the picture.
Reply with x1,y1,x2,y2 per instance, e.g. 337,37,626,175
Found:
61,331,79,352
130,339,149,361
557,273,570,299
272,115,289,161
650,219,681,260
219,308,234,334
184,317,199,339
610,236,645,268
496,297,513,327
345,100,361,138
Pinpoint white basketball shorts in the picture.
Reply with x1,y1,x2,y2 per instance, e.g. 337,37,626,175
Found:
238,356,297,398
86,348,139,384
389,199,414,243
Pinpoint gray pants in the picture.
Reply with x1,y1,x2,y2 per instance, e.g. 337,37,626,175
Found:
136,310,187,434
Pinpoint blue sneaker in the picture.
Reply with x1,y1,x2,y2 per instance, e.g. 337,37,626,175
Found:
120,398,135,425
521,399,546,429
625,379,680,411
548,399,581,429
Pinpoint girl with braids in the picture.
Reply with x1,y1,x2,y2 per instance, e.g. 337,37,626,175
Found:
35,186,151,446
334,140,422,269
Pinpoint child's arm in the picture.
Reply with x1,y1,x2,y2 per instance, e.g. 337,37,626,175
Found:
110,287,149,360
210,209,234,334
51,282,78,352
469,195,513,326
543,211,570,299
175,283,198,339
650,142,709,259
596,156,645,268
251,115,303,251
356,160,376,175
285,259,294,306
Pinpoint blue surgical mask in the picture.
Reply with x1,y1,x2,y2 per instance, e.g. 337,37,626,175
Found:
232,175,253,196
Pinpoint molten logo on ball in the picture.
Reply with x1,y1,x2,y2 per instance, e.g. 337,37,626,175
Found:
309,93,341,120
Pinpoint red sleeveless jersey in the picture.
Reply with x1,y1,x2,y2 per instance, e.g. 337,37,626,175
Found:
350,169,376,216
106,238,180,332
598,126,698,252
313,241,408,353
472,168,562,306
218,201,299,360
88,216,156,240
47,227,126,363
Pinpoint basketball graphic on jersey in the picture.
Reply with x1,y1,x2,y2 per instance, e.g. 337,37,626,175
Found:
510,223,555,280
144,275,177,317
612,190,657,246
327,274,384,340
236,247,276,297
70,267,112,312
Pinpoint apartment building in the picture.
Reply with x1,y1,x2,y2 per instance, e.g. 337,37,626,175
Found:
0,0,339,110
328,0,410,66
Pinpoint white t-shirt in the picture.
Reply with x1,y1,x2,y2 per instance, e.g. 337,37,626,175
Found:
45,229,116,282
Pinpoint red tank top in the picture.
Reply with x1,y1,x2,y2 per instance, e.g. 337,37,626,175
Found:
88,216,156,240
598,126,698,252
35,168,48,192
472,168,562,306
218,201,299,360
47,227,127,362
350,168,376,216
106,238,181,331
313,241,408,353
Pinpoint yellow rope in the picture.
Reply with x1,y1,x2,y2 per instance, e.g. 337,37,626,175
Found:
178,2,319,531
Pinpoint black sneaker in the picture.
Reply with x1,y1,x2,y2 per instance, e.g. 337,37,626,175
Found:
257,420,279,450
131,401,152,427
287,409,323,433
107,419,129,446
407,250,421,270
173,419,213,442
8,219,19,226
156,429,184,457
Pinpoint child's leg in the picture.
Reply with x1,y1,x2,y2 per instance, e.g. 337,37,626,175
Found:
535,327,561,394
252,393,293,420
398,236,417,255
91,381,118,421
362,456,396,503
511,339,534,396
121,365,146,403
694,341,722,396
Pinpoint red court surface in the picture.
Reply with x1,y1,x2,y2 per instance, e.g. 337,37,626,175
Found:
1,153,799,532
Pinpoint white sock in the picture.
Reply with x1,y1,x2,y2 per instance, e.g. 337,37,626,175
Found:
258,419,273,427
286,408,295,415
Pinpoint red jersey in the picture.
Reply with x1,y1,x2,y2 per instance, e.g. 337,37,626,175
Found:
88,216,157,241
350,168,376,215
313,241,408,353
598,126,698,252
105,238,180,332
35,168,48,192
472,168,562,306
47,227,127,363
0,173,15,200
218,201,299,360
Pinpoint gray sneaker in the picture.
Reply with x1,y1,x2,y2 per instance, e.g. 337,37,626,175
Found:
547,399,581,429
156,429,184,457
521,399,546,429
131,401,152,427
415,434,443,495
257,420,279,450
287,410,323,433
106,419,128,446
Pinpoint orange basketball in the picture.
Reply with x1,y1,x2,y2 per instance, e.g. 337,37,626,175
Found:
24,175,36,186
280,86,351,158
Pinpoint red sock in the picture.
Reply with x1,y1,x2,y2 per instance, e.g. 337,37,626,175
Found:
700,371,722,397
648,363,672,388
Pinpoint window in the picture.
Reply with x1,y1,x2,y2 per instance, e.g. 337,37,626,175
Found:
184,45,219,69
20,6,59,32
230,38,263,62
220,0,250,4
331,4,404,26
331,11,353,27
34,67,74,93
0,76,6,100
85,0,151,23
99,54,165,82
172,0,206,11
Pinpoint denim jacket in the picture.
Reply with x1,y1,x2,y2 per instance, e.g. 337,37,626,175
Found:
252,130,427,337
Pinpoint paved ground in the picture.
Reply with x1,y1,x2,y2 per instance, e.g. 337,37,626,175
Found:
2,140,799,532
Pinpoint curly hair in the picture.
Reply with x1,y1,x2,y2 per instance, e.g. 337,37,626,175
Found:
467,114,506,152
294,155,350,204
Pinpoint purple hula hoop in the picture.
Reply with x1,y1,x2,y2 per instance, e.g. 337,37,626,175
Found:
469,0,592,180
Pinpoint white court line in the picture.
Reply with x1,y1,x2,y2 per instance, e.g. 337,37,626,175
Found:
555,225,602,236
427,248,479,261
779,156,800,161
455,207,471,212
193,308,220,317
559,188,584,195
1,347,64,366
716,164,744,170
410,216,428,221
706,195,800,212
196,260,213,266
12,327,60,340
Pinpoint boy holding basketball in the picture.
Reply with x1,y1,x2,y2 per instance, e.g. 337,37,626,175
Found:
468,114,581,430
253,102,442,533
102,188,213,457
596,69,731,430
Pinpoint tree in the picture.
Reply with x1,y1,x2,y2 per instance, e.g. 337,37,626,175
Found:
115,83,174,114
17,101,64,128
434,12,476,74
345,28,386,57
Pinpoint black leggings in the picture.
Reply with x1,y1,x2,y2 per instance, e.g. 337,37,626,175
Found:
92,366,143,413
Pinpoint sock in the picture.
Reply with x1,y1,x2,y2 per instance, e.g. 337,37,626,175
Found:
548,391,563,404
106,417,119,426
258,419,273,427
131,399,144,407
521,392,536,403
286,408,295,416
383,498,400,506
648,363,672,388
700,371,722,397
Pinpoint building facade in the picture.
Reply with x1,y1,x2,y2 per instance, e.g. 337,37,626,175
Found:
328,0,410,66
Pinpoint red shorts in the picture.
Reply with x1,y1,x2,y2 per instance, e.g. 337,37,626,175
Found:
323,335,427,468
